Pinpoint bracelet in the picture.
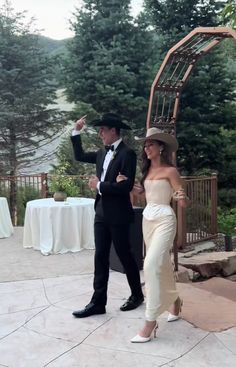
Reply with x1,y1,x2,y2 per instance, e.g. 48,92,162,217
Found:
172,188,189,201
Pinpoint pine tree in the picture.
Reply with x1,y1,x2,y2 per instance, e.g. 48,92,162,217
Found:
63,0,154,127
144,0,236,207
220,0,236,28
0,1,65,175
145,0,224,48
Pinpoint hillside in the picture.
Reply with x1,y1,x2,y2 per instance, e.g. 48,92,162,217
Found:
20,89,75,174
37,35,71,56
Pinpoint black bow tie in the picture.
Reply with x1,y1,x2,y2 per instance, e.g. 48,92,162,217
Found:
105,145,114,152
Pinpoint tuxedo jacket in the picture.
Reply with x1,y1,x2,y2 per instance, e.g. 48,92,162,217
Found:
71,135,136,224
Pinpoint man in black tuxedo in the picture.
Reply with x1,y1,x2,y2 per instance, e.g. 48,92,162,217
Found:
71,113,144,318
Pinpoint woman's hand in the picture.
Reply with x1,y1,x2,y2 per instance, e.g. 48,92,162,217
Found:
132,183,143,195
168,167,191,208
116,173,128,183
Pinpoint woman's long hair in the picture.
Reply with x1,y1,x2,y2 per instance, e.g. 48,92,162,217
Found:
140,140,174,190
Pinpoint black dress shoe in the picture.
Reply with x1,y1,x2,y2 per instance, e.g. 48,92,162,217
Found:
120,295,144,311
72,303,106,318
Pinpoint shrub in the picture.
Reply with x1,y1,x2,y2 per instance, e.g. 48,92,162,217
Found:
218,208,236,236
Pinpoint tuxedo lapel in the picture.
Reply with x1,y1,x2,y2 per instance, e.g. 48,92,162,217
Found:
97,150,107,179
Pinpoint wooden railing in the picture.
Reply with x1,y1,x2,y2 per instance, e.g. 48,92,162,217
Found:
0,174,48,225
177,174,217,248
0,173,93,225
131,174,218,251
0,173,218,249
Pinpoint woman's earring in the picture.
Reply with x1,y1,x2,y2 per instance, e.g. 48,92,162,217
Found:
160,149,163,155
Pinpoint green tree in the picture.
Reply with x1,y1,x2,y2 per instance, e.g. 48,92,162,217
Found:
63,0,154,128
217,128,236,208
220,0,236,28
144,0,224,47
0,0,65,175
144,0,236,208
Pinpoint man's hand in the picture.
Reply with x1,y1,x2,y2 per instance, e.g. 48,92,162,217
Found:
88,175,99,190
116,173,128,183
74,115,87,131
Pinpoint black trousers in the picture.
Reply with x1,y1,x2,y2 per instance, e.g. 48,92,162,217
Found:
90,213,143,306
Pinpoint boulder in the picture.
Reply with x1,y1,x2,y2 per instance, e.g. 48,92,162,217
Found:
178,251,236,278
175,265,192,283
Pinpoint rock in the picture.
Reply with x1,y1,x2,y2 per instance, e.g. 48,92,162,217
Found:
192,277,236,302
178,282,236,332
178,251,236,278
175,265,192,283
179,241,216,258
226,273,236,282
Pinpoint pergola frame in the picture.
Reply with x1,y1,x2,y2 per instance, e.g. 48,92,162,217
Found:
146,27,236,132
144,27,236,263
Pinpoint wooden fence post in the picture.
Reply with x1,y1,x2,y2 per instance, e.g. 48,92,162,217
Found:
41,173,48,198
211,173,218,235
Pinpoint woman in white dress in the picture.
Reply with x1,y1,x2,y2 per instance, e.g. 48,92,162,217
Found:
117,127,189,343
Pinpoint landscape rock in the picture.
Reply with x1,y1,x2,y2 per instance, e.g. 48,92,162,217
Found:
176,265,192,283
178,251,236,278
179,241,216,258
192,277,236,302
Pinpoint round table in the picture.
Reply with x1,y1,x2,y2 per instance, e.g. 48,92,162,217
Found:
0,197,14,238
23,197,95,255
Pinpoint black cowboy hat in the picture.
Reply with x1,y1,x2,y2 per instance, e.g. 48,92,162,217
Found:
91,113,131,130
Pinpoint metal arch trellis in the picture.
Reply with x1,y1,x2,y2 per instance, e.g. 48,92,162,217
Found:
146,27,236,134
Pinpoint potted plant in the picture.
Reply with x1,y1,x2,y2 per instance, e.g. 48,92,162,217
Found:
50,164,81,201
218,208,236,251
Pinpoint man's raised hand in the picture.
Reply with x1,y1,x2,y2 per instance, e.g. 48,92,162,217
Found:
75,115,87,131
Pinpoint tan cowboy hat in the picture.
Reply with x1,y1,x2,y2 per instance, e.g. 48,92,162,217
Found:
135,127,178,152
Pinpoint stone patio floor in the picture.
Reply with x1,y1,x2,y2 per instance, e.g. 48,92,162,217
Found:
0,227,236,367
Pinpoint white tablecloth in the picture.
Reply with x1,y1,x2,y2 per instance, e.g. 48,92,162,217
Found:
0,197,14,238
23,197,95,255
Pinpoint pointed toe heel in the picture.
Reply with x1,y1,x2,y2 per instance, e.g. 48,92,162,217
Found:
130,323,158,343
167,298,183,322
131,334,151,343
167,313,179,322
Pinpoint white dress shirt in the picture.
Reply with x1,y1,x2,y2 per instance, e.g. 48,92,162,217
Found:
71,129,122,193
100,139,122,181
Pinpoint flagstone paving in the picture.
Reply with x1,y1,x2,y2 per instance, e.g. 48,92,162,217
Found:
0,228,236,367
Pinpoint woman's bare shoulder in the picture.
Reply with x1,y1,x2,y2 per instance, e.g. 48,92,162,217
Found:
164,166,180,177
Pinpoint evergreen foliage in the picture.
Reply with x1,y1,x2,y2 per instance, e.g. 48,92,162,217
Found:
0,1,66,175
145,0,224,46
63,0,154,128
144,0,236,208
37,35,70,56
220,0,236,28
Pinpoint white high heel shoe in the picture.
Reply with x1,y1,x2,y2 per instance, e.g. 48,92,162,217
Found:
131,323,158,343
167,313,180,322
167,298,183,322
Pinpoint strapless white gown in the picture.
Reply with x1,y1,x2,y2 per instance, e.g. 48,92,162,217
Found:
143,179,178,321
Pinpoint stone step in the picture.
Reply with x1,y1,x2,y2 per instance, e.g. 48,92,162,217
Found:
178,240,216,257
178,282,236,331
192,277,236,302
178,251,236,278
